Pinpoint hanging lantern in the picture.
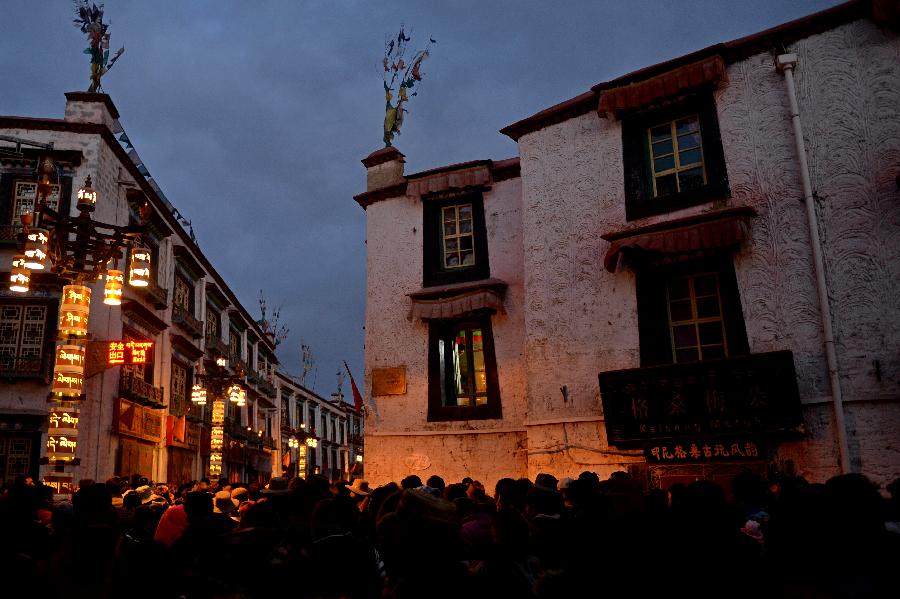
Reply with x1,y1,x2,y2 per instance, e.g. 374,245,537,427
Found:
48,406,80,437
46,433,78,462
59,285,91,337
228,384,243,404
210,426,224,451
128,247,152,287
9,255,30,293
209,452,222,477
23,228,49,270
76,175,97,211
103,269,124,306
297,444,307,474
211,399,225,425
191,383,207,406
51,344,85,398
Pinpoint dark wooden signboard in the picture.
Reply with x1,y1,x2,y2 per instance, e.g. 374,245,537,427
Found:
598,350,802,446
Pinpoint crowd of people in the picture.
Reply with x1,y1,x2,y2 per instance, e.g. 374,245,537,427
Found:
1,469,898,598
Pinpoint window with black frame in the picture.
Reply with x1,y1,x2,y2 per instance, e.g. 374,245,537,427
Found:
422,193,490,287
637,256,749,367
622,90,729,220
0,303,49,376
428,315,501,421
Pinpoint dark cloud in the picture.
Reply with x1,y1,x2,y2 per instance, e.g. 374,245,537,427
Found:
1,0,840,394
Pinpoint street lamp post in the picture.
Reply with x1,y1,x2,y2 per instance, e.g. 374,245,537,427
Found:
8,157,152,480
193,355,247,479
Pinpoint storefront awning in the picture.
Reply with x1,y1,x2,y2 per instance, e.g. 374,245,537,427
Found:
602,207,755,272
407,278,508,320
598,55,726,115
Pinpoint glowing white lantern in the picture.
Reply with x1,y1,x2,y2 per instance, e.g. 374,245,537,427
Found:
128,247,151,287
76,175,97,211
191,383,207,406
23,228,49,270
103,269,124,306
9,255,30,293
59,285,91,337
51,344,86,398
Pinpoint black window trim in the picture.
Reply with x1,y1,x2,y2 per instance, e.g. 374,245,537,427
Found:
636,254,749,367
427,312,502,422
622,86,730,221
422,192,490,287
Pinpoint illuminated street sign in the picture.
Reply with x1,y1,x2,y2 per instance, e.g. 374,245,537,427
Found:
108,340,155,365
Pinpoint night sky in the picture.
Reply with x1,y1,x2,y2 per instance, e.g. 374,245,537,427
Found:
1,0,840,397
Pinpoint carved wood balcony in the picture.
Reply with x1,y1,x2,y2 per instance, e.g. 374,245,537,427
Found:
172,305,204,339
204,335,228,358
256,378,276,398
119,370,165,408
140,279,169,310
597,350,803,446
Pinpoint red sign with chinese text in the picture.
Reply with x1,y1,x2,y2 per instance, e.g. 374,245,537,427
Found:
108,340,155,365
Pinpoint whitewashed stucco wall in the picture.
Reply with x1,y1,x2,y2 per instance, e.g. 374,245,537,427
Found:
363,176,527,489
516,18,900,486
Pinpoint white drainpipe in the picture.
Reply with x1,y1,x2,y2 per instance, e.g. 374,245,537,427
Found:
776,53,851,474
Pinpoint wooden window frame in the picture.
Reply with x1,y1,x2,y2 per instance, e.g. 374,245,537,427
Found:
636,255,749,367
173,274,194,313
170,360,191,417
205,306,220,342
423,193,490,287
666,271,728,363
648,115,707,197
622,88,729,221
427,314,501,422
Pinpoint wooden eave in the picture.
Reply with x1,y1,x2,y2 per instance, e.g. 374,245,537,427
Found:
170,332,204,361
121,300,168,334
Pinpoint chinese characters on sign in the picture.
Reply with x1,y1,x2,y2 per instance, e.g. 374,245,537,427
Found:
598,351,803,445
644,439,762,463
108,340,155,365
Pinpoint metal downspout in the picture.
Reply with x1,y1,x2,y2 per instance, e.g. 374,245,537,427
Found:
776,53,851,474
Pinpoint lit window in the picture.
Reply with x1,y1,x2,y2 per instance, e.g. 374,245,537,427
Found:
649,115,706,198
667,272,727,363
429,317,500,421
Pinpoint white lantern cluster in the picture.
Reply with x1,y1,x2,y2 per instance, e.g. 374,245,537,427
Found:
228,384,247,407
191,383,207,406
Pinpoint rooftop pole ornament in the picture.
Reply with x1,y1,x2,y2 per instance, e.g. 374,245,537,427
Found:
73,1,124,93
382,28,435,147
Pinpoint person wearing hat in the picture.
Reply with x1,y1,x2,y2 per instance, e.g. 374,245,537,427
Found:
348,479,371,511
212,490,239,529
134,485,154,505
261,476,290,496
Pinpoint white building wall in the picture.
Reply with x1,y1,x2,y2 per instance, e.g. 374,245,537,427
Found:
515,17,900,486
363,175,528,489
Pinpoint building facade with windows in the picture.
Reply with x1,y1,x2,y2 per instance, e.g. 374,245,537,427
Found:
0,92,281,489
357,1,900,490
275,371,362,481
